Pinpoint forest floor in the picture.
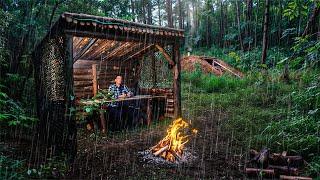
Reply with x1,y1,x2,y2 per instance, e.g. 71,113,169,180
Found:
67,95,244,179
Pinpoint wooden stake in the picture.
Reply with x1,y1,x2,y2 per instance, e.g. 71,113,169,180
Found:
92,64,98,96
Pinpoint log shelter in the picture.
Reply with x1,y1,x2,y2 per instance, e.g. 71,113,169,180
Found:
32,12,184,155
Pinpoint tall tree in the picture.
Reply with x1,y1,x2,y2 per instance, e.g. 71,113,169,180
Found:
131,0,136,22
236,0,244,51
245,0,253,50
147,0,153,24
157,0,162,26
177,0,183,29
166,0,173,27
261,0,270,65
219,0,225,47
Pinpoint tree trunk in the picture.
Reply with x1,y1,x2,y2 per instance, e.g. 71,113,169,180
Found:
166,0,173,28
261,0,270,65
302,4,320,37
131,0,136,22
177,0,183,29
245,0,253,50
147,0,153,24
254,0,260,48
219,0,224,48
236,1,244,51
158,0,162,26
142,1,147,24
277,0,283,46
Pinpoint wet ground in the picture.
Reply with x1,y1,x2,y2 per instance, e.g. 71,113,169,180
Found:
0,103,245,179
68,109,244,179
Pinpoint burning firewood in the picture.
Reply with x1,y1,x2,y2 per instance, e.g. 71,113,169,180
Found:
150,118,198,162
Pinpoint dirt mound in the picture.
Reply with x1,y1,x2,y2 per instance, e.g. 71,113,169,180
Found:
181,56,243,78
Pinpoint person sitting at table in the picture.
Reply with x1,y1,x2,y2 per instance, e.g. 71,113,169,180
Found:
100,75,134,132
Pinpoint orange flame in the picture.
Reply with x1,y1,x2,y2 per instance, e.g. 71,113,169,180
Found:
151,118,198,162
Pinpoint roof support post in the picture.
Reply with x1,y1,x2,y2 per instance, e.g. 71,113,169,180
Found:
64,34,77,162
173,43,181,118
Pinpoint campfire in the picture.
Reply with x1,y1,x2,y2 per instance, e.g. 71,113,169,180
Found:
150,118,198,162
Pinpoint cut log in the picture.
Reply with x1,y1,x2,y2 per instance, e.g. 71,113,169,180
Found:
153,145,169,156
74,75,93,81
73,69,92,75
270,154,304,167
279,175,312,180
74,81,93,87
268,165,299,176
245,168,275,176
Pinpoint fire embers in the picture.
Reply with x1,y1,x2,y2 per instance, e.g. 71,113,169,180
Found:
150,118,198,162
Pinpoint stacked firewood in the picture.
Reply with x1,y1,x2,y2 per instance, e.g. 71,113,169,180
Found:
245,148,312,180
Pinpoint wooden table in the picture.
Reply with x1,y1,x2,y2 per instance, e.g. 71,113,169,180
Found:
80,95,166,125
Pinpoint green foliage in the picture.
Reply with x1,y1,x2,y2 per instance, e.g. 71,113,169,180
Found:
0,9,11,69
76,89,114,122
0,154,68,179
288,35,320,69
283,0,309,20
0,155,25,180
27,156,68,179
0,84,37,127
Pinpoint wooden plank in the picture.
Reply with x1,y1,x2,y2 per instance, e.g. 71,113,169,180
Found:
73,38,98,62
92,64,98,96
123,44,154,62
155,44,175,66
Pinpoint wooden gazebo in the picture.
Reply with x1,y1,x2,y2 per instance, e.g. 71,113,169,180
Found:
32,12,184,154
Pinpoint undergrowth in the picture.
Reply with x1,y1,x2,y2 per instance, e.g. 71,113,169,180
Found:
182,68,320,177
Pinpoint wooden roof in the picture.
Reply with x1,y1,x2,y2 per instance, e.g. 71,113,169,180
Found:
34,12,184,63
61,12,184,38
73,36,154,62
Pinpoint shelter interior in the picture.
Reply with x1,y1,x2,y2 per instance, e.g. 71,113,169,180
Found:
72,36,176,118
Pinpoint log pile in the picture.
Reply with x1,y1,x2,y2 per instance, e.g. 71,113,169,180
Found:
245,148,311,179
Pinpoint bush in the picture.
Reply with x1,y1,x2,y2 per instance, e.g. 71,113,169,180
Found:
0,84,37,127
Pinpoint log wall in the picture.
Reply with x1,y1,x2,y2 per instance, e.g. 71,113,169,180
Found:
73,59,136,99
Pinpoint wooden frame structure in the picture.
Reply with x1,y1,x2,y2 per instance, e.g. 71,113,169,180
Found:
32,12,184,155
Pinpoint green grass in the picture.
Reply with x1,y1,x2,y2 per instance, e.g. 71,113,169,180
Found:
181,68,320,177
